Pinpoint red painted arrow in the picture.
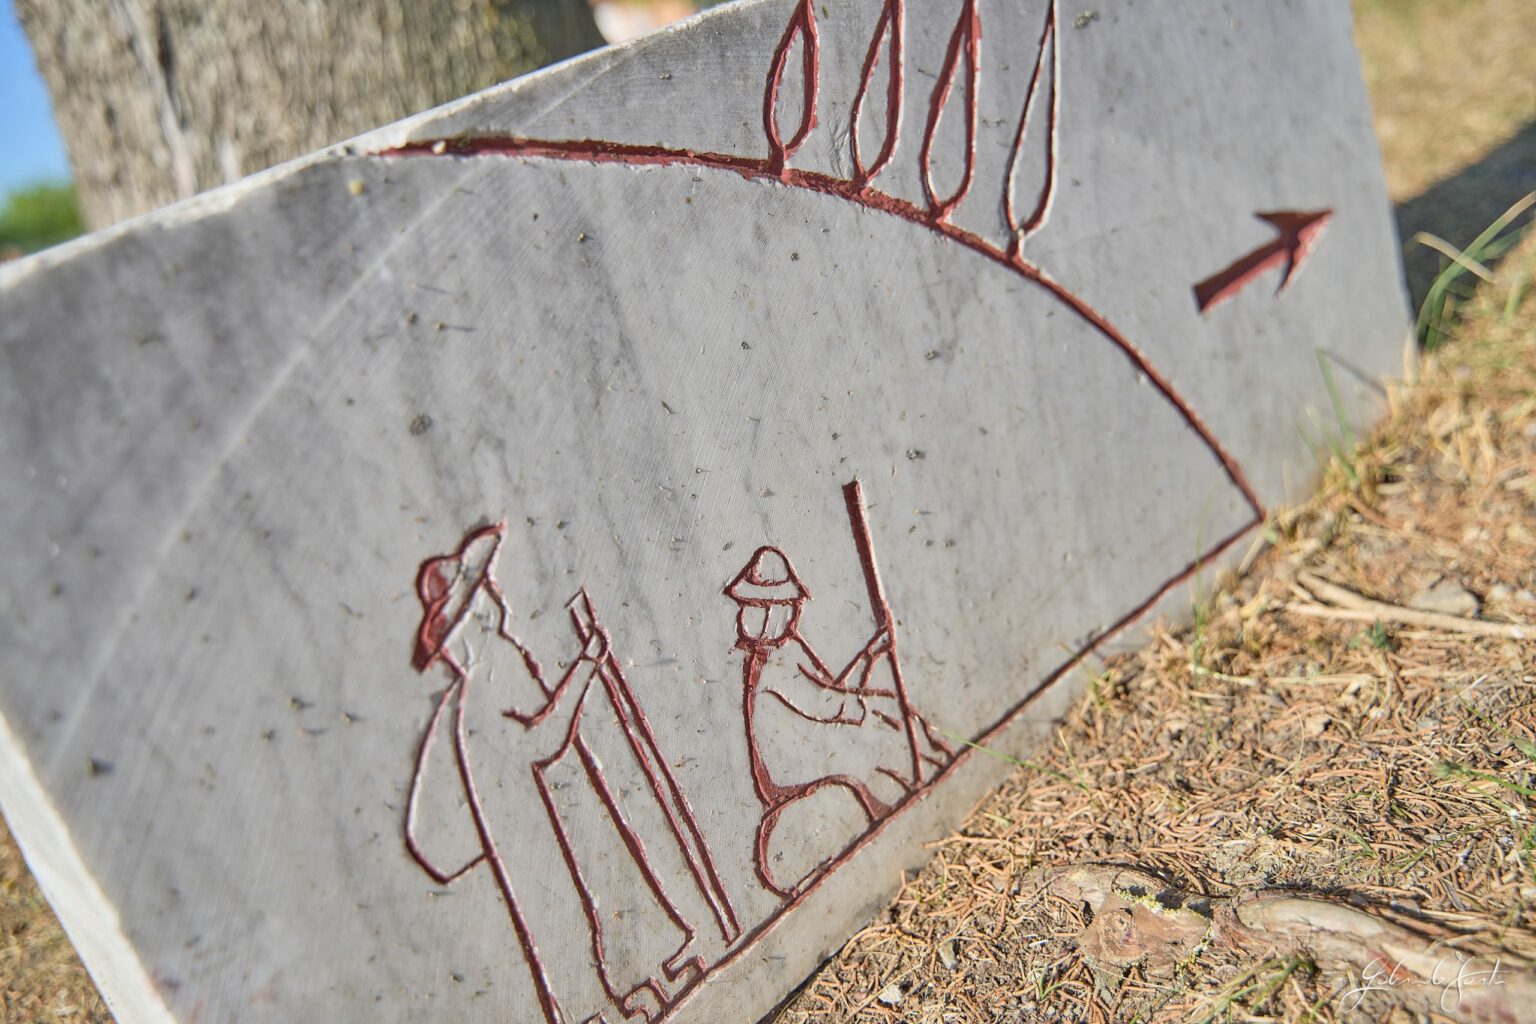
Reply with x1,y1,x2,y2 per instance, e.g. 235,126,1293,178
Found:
1194,209,1332,314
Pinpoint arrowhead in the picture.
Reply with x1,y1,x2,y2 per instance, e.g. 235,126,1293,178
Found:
1194,208,1334,314
1256,210,1332,292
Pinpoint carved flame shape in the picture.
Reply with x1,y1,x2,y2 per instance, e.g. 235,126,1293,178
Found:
848,0,904,189
763,0,820,176
919,0,981,222
1004,0,1059,257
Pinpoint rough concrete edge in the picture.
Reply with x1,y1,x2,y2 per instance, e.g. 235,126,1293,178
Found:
1337,0,1414,324
0,711,175,1024
0,0,772,290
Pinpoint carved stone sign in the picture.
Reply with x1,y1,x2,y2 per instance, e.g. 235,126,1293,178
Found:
0,1,1405,1021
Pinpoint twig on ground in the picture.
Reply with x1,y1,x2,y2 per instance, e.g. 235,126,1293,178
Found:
1293,571,1530,639
1047,865,1536,1024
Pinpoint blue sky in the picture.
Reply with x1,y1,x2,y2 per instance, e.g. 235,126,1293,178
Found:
0,0,71,195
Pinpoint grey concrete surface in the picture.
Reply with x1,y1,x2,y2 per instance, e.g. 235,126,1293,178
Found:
0,1,1406,1021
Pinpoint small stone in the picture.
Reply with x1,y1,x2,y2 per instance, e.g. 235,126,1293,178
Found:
1407,580,1479,617
876,983,904,1006
1303,713,1331,737
1488,584,1514,603
939,939,959,970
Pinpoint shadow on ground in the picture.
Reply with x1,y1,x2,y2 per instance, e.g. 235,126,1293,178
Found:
1394,118,1536,307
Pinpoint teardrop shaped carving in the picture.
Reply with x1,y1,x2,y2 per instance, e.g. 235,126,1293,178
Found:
849,0,904,189
763,0,820,176
919,0,981,221
1005,0,1059,257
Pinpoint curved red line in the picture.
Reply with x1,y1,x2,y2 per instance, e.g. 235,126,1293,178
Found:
599,654,742,940
455,683,568,1024
1019,263,1262,512
403,682,486,884
659,510,1261,1021
411,519,506,670
848,0,904,189
377,136,1262,514
1004,0,1059,256
763,0,819,177
381,123,1270,1021
841,479,924,785
918,0,980,221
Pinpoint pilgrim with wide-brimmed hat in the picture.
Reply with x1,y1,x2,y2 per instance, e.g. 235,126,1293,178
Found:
404,521,739,1024
726,544,947,897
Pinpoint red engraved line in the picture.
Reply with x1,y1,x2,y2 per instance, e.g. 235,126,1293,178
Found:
753,775,885,899
409,527,746,1023
596,646,742,941
388,27,1275,999
1004,0,1059,257
1014,264,1263,513
403,477,1259,1022
1193,210,1334,314
726,543,897,897
411,520,508,672
571,736,694,1021
657,509,1261,1023
918,0,981,221
377,136,1263,530
531,686,698,1023
848,0,903,189
529,693,640,1020
403,685,485,884
406,520,570,1024
455,674,568,1024
736,643,789,810
565,589,739,940
919,714,956,759
841,479,923,786
763,0,819,177
522,597,737,1015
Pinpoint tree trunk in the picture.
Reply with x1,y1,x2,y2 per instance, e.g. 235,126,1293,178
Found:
18,0,605,229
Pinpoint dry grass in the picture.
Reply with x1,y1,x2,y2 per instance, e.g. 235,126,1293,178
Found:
1355,0,1536,304
768,6,1536,1018
0,837,109,1023
774,230,1536,1024
1354,0,1536,205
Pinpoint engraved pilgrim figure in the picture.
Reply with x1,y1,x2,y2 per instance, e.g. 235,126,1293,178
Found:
728,481,953,897
405,522,739,1024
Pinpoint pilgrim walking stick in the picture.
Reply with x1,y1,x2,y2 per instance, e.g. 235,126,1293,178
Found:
841,479,924,787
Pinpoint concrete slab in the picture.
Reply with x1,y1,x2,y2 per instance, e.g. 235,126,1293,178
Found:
0,1,1406,1021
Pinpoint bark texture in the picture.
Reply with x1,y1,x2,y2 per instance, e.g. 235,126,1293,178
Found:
18,0,605,228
